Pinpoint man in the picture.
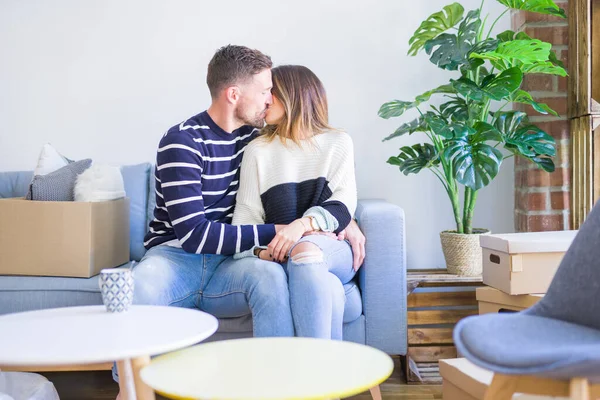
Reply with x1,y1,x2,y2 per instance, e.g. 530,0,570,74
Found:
134,44,366,334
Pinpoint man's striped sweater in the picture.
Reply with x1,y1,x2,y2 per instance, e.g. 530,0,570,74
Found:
144,111,276,255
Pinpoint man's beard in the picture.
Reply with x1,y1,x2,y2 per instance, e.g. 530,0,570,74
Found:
235,106,266,129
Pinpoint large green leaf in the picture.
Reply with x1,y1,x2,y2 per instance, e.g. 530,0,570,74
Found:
441,98,469,122
444,133,504,190
506,124,556,157
494,111,528,138
388,143,440,175
497,30,565,72
512,90,559,116
497,30,535,43
378,101,414,119
470,38,500,55
481,67,523,100
451,124,477,138
415,84,456,103
425,114,454,139
521,61,567,76
529,156,556,172
518,31,564,70
452,77,485,101
473,121,503,142
425,34,471,71
470,39,551,68
425,10,481,71
458,10,482,41
382,114,430,141
497,0,566,18
465,39,499,71
497,30,517,43
378,84,457,120
494,111,557,168
451,67,522,101
408,3,465,56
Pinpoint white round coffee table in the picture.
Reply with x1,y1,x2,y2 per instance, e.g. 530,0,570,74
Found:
141,337,394,400
0,305,218,400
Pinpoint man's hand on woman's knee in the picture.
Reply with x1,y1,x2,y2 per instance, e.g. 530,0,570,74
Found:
303,220,365,271
338,220,365,271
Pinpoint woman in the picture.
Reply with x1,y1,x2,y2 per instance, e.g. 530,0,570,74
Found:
232,65,357,340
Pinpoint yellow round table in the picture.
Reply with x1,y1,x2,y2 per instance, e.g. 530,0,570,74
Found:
140,337,394,400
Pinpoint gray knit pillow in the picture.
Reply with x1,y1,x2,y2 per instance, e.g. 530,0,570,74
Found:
27,159,92,201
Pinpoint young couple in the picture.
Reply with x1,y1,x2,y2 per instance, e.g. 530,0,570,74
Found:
134,44,364,340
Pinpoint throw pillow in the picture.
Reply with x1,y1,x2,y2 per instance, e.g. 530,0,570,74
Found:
75,164,126,202
33,143,71,176
27,159,92,201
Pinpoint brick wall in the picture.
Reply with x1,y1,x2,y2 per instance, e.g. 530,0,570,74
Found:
512,2,571,232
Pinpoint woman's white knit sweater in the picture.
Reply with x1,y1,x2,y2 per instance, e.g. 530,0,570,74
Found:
232,131,357,257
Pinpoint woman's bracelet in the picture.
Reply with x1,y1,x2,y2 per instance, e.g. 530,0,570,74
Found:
308,216,318,231
299,217,311,231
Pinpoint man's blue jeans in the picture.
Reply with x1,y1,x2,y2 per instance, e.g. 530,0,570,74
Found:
132,245,294,336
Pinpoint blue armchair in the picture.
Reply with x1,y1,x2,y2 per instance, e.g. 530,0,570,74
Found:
0,163,407,356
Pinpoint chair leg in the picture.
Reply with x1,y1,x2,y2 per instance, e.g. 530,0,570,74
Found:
570,378,590,400
484,374,518,400
369,385,382,400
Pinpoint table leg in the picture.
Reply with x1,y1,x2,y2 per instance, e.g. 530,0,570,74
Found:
369,385,382,400
131,355,156,400
116,359,136,400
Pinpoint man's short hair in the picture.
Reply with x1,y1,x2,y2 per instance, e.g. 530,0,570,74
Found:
207,45,273,99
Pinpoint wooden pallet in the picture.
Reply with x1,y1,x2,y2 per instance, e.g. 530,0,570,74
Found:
404,269,483,384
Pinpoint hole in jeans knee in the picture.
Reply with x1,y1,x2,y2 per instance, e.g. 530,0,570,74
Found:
291,251,324,264
290,243,323,264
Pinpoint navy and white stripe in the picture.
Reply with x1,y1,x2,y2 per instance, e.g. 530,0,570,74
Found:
144,111,276,254
232,131,357,235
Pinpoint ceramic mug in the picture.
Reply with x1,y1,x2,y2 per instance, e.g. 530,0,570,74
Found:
98,267,134,313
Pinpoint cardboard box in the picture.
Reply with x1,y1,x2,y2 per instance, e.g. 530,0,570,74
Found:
480,231,577,295
476,287,543,314
440,358,566,400
0,197,130,278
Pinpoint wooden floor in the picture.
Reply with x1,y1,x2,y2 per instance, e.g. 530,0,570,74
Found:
40,357,442,399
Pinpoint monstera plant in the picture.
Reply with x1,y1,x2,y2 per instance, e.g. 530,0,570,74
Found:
379,0,566,275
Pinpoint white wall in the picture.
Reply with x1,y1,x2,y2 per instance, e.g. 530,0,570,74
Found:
0,0,513,269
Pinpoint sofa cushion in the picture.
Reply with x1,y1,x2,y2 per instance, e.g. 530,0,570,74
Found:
26,159,92,201
121,163,151,261
0,262,132,315
33,143,71,176
0,171,33,198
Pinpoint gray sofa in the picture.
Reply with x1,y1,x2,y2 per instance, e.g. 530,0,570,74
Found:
0,163,407,355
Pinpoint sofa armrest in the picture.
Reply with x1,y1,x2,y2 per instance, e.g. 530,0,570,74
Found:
355,199,407,355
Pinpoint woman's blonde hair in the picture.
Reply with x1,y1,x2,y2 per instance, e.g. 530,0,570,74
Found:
261,65,336,145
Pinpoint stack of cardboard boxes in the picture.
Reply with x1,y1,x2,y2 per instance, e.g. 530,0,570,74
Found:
440,230,577,400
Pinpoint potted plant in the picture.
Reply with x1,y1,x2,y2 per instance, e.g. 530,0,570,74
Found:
379,0,567,276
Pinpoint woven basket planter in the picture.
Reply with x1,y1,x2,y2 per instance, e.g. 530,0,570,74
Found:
440,229,490,276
